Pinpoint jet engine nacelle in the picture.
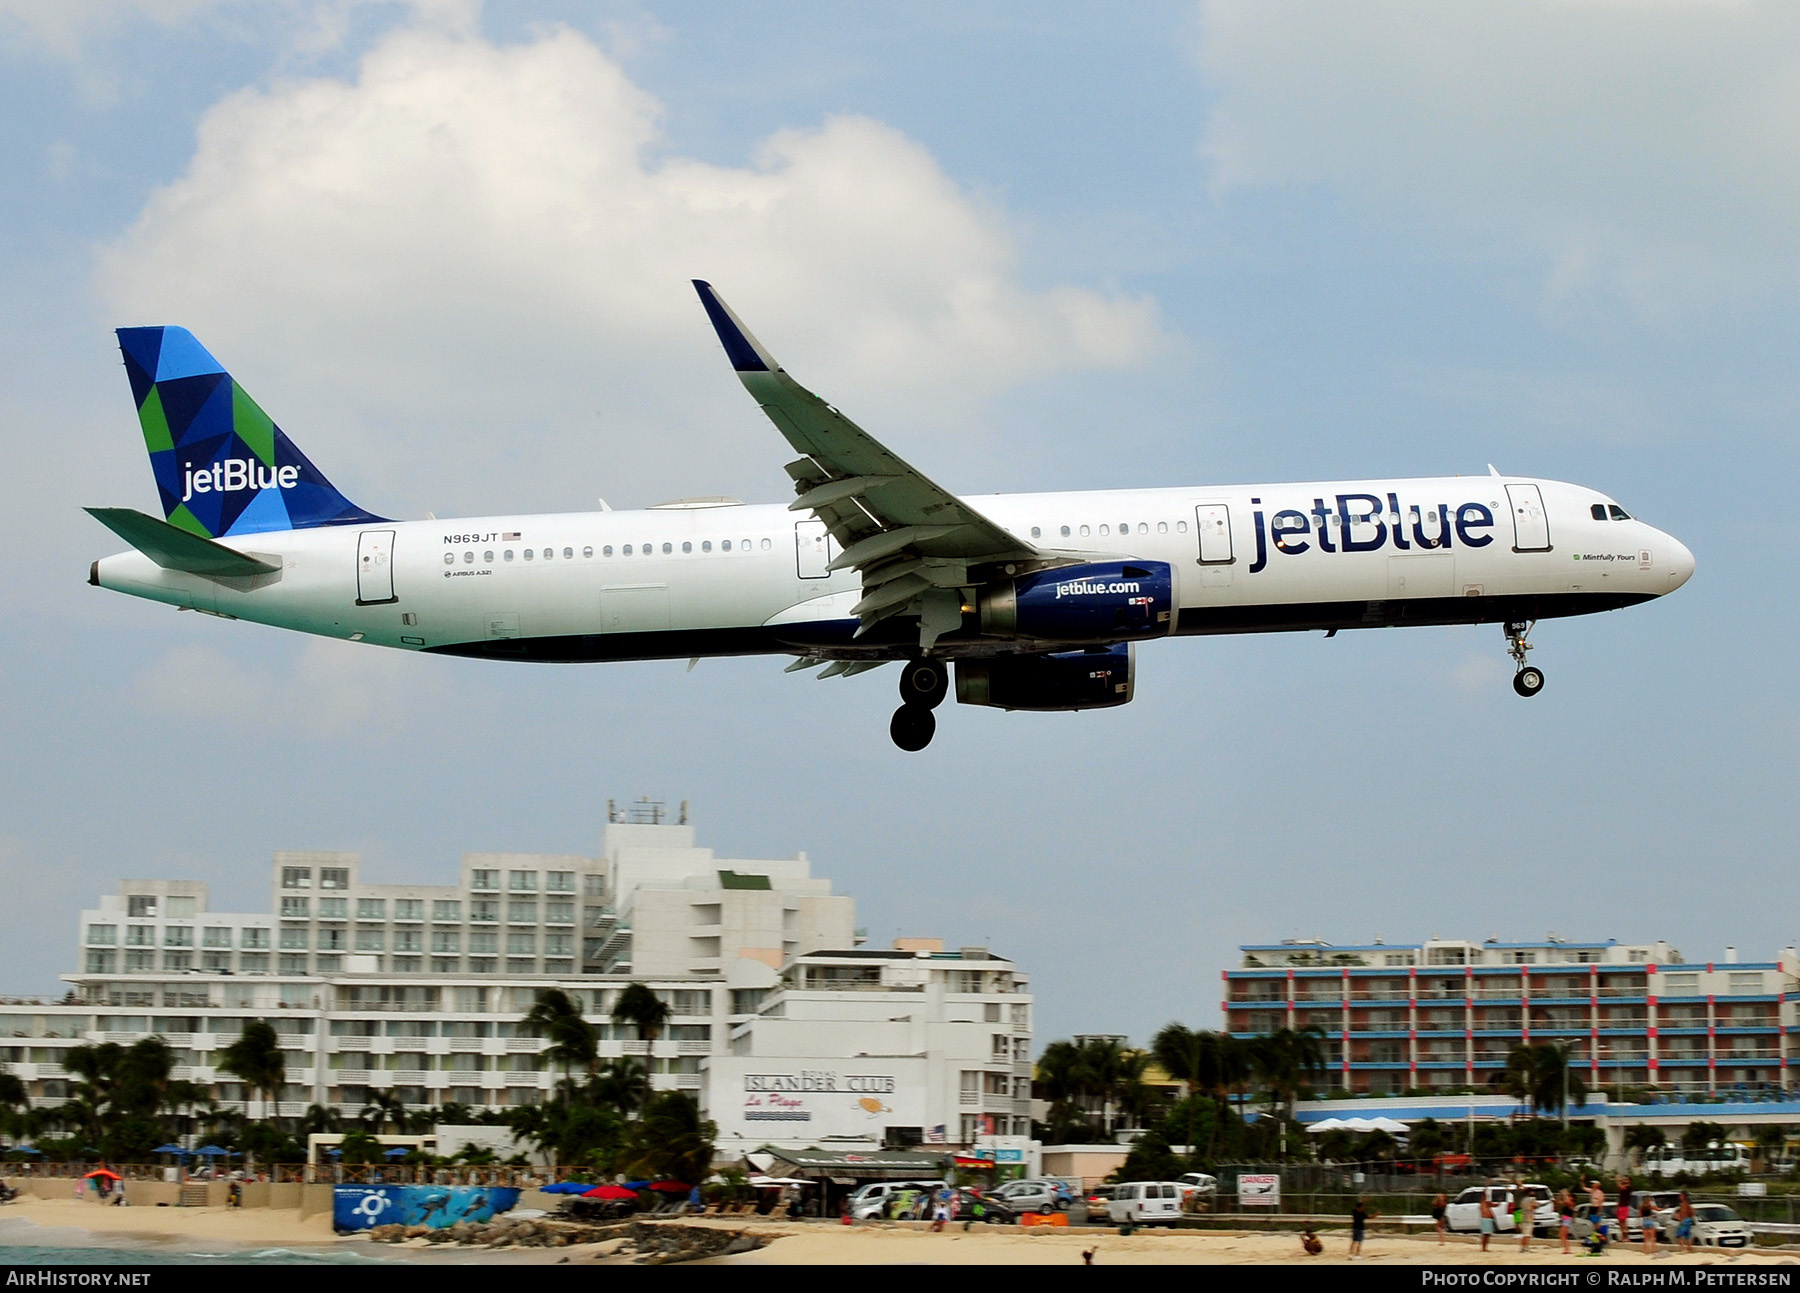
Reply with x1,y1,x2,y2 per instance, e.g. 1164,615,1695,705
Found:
977,561,1173,645
954,644,1135,712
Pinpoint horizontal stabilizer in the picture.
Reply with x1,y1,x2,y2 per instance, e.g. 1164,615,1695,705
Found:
86,507,280,578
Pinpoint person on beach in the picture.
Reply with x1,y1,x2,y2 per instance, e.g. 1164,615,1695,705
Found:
1640,1195,1659,1256
1556,1188,1575,1254
1585,1178,1607,1239
1478,1188,1496,1251
1615,1176,1633,1244
1431,1192,1448,1244
1675,1193,1695,1254
1515,1185,1531,1252
1300,1226,1323,1256
1349,1196,1376,1258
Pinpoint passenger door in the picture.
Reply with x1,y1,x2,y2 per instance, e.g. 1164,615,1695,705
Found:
1194,504,1233,564
1505,483,1552,552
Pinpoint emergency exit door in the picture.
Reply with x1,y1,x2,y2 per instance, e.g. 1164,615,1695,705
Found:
795,519,835,578
1505,484,1551,553
356,529,396,605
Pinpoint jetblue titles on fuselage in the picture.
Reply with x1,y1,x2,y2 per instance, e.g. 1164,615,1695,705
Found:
1247,493,1492,573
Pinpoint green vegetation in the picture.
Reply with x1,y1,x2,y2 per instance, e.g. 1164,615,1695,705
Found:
0,981,711,1180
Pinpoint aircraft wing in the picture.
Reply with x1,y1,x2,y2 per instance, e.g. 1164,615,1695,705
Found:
693,281,1040,641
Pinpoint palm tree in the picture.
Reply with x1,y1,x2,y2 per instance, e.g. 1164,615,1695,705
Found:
302,1103,342,1137
360,1089,407,1135
1505,1041,1586,1117
619,1091,715,1184
217,1021,286,1123
1153,1024,1224,1159
589,1058,651,1116
524,988,599,1086
1251,1027,1328,1127
611,983,672,1047
1034,1040,1092,1142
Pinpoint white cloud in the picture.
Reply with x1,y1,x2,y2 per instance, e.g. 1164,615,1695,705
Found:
1195,0,1800,319
97,23,1164,518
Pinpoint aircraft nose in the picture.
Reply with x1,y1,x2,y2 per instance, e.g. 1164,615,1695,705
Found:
1664,535,1695,591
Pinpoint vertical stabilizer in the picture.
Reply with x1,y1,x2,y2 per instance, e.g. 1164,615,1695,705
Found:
116,326,383,538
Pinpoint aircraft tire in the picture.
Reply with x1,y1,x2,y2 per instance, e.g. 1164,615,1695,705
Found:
1513,667,1545,697
899,659,950,709
890,704,936,751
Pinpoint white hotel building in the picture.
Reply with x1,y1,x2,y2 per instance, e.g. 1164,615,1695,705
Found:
0,802,1033,1153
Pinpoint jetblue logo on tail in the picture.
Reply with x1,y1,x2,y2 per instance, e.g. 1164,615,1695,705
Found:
183,459,300,501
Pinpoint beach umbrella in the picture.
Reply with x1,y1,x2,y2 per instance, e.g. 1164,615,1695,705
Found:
649,1181,691,1193
542,1182,592,1194
83,1169,122,1180
152,1144,186,1155
383,1147,410,1158
195,1145,230,1157
1305,1118,1346,1133
583,1185,638,1200
621,1181,649,1190
9,1147,42,1156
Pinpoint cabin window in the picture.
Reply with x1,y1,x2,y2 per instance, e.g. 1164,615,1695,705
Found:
463,551,473,564
443,553,453,565
483,550,493,562
702,540,712,552
682,542,692,553
544,548,554,560
742,539,752,550
643,544,653,556
1157,521,1168,533
1138,522,1148,534
761,538,771,549
623,545,632,555
1060,526,1070,537
722,540,732,551
1591,504,1607,520
1176,521,1187,533
1079,525,1090,537
1098,524,1109,536
504,550,515,561
1609,505,1631,520
1030,526,1041,538
662,543,672,554
523,548,533,561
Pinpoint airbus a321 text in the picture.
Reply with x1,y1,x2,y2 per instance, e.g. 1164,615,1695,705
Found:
88,282,1695,750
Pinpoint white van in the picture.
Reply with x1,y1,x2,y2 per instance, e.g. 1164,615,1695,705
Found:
1106,1181,1184,1227
1642,1144,1751,1177
1445,1184,1557,1236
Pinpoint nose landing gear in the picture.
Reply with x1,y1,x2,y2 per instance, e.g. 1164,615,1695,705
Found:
1506,621,1544,697
891,658,949,750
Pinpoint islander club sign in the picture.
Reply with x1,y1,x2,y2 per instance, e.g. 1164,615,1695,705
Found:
743,1071,900,1123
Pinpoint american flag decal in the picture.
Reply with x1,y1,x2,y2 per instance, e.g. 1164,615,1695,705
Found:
501,532,521,541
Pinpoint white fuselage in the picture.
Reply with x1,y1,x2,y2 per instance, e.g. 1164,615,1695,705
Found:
91,475,1694,662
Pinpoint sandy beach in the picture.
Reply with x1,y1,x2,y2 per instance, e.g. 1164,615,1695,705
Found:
6,1201,1800,1266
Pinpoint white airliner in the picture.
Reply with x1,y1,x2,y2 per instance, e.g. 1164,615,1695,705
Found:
89,282,1695,749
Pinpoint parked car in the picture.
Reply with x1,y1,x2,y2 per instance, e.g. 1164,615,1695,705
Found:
1689,1203,1754,1248
1570,1193,1681,1242
848,1179,951,1221
953,1189,1016,1224
1106,1181,1185,1228
1176,1172,1218,1196
992,1179,1071,1212
1082,1186,1115,1219
1444,1184,1557,1236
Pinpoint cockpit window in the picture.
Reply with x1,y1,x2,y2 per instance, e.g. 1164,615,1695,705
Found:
1591,504,1607,521
1608,505,1631,520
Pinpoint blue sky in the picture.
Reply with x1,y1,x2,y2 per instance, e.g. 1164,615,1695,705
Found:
2,1,1796,1046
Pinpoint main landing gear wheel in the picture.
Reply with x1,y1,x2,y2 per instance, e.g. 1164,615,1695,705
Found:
1505,619,1544,698
898,659,950,709
890,704,936,752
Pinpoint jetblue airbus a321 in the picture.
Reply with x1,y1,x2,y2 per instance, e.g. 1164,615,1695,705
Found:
88,282,1695,750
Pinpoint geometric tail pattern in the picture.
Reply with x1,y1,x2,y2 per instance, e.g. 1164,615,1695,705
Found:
115,326,385,538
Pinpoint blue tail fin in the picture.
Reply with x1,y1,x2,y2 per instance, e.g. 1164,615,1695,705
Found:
116,326,383,538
